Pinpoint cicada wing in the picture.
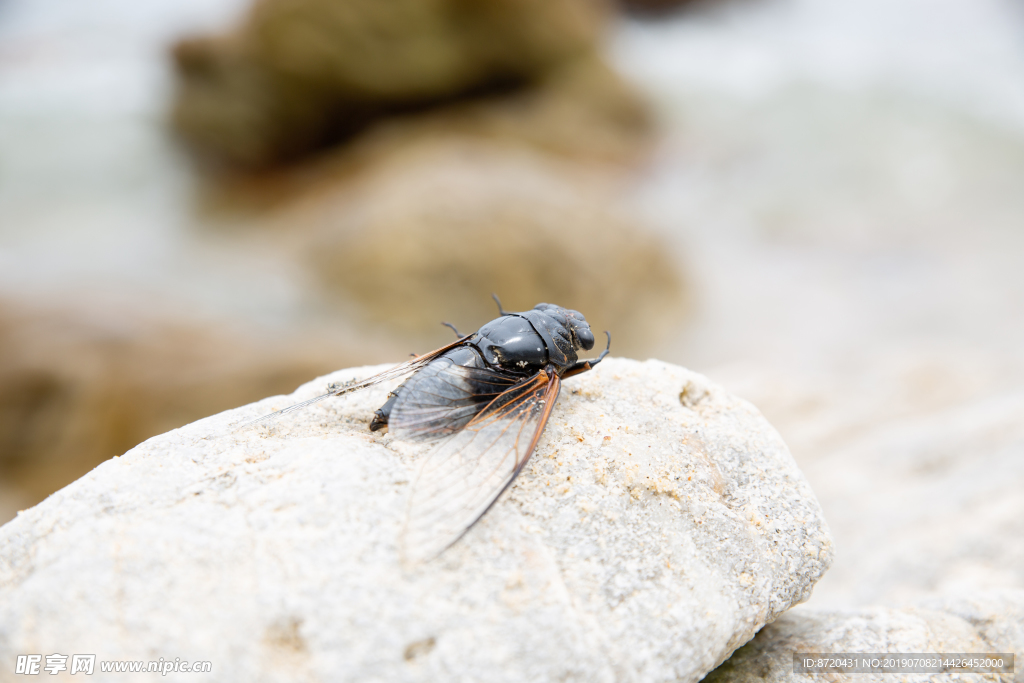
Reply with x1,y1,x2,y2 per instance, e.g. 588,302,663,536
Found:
388,361,523,443
239,335,473,429
402,370,561,564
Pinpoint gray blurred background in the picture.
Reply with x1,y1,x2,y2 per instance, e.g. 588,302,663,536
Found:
1,0,1022,612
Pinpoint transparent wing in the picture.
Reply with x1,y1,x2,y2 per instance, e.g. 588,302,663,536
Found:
402,370,561,563
239,335,472,429
388,359,523,443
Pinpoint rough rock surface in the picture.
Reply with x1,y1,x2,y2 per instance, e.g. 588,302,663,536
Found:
0,358,832,682
706,590,1024,683
720,360,1024,608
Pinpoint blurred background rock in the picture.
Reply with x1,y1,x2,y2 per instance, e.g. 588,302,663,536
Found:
171,0,626,166
2,0,1024,638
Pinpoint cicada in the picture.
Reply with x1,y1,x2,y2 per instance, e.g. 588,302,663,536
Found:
247,297,609,562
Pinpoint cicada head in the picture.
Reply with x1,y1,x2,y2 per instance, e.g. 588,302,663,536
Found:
531,303,595,352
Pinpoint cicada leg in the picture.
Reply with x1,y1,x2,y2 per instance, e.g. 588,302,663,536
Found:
370,386,403,432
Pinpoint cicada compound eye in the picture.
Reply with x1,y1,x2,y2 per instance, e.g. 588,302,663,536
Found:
575,325,595,351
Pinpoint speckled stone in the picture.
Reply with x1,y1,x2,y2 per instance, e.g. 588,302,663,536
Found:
0,358,832,682
705,590,1024,683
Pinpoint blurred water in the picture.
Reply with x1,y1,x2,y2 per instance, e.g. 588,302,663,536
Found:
616,0,1024,122
0,0,313,326
612,0,1024,373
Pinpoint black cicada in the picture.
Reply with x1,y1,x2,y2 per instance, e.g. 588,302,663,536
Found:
246,296,609,562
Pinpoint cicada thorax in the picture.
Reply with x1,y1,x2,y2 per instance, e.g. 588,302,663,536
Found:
472,314,553,372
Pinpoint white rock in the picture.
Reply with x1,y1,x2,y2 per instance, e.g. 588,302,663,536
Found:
720,359,1024,608
0,358,832,683
706,590,1024,683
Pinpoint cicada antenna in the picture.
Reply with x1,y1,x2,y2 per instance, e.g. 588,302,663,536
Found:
597,330,611,362
440,321,463,338
491,293,509,316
